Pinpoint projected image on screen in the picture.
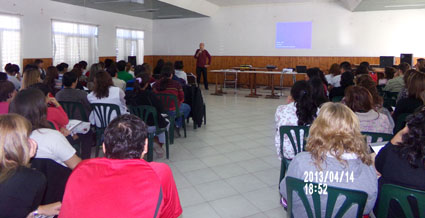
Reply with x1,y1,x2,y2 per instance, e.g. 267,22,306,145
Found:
276,22,312,49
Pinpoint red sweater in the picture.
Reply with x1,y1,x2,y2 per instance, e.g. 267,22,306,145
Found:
153,79,184,111
47,106,69,130
194,49,211,67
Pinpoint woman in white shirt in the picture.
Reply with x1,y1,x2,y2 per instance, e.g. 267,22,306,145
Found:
87,70,128,127
9,88,81,169
326,63,342,88
275,81,319,160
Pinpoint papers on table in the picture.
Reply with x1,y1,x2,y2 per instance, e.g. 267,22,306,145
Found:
66,119,91,135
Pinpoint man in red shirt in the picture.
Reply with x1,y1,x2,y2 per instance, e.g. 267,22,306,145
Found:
59,114,182,218
194,42,211,90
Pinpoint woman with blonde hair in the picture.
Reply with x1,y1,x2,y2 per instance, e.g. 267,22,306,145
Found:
21,68,41,90
280,102,377,218
0,114,61,217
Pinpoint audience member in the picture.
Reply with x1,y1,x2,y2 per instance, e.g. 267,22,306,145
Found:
0,72,7,81
308,76,329,107
21,68,41,90
329,71,355,100
326,63,341,88
415,58,425,72
56,63,68,89
174,61,188,84
384,62,410,93
379,67,396,85
126,73,169,157
274,81,318,159
154,59,165,76
104,58,114,69
43,66,60,95
306,68,328,95
142,63,156,83
0,80,17,114
375,107,425,217
79,61,88,75
125,62,135,77
117,60,134,82
5,63,21,90
280,102,377,218
153,64,191,131
340,61,352,74
0,114,61,217
87,70,128,127
70,64,85,89
393,71,425,125
9,88,81,169
87,63,102,91
396,68,415,102
59,114,182,218
359,61,378,82
344,86,392,134
107,63,126,91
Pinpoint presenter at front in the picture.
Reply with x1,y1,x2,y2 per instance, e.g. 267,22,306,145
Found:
194,42,211,90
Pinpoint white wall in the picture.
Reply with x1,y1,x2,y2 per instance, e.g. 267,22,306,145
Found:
0,0,153,60
153,1,425,57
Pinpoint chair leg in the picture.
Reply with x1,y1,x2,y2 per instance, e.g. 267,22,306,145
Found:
165,131,170,159
183,117,187,138
204,105,206,125
169,118,175,144
147,134,154,162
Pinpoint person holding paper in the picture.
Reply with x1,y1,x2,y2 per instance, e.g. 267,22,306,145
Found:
194,42,211,90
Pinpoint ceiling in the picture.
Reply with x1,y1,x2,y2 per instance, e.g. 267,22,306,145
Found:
52,0,207,19
354,0,425,11
205,0,331,6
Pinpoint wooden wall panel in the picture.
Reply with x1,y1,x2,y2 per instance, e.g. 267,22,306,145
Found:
22,58,53,68
99,56,116,63
143,55,424,86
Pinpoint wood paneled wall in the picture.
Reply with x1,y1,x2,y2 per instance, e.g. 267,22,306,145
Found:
144,55,423,86
22,58,53,69
99,56,116,63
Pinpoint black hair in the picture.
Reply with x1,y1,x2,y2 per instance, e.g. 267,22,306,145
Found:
23,64,38,72
356,65,369,75
117,60,127,72
340,71,355,88
384,67,396,80
56,64,64,72
308,77,329,107
158,62,175,91
28,83,49,96
291,81,318,126
154,59,164,75
359,61,370,70
396,107,425,168
104,114,148,159
107,63,118,77
34,59,43,65
0,80,15,102
9,88,49,131
340,61,352,72
174,61,184,70
78,61,88,69
306,68,320,79
132,73,151,94
104,59,114,69
62,71,78,87
134,65,145,77
5,63,20,74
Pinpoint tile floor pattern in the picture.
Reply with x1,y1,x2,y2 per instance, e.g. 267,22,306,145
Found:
156,87,290,218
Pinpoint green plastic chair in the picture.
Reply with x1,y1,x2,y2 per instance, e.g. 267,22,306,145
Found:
129,105,170,161
59,101,88,122
90,103,121,157
393,113,411,134
48,121,56,130
331,96,344,102
155,93,186,144
377,184,425,218
286,176,368,218
361,132,393,144
279,126,310,184
383,91,399,111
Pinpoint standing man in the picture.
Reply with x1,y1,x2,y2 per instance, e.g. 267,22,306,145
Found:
194,43,211,90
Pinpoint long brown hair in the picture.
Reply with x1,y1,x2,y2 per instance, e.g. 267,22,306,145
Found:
306,102,372,170
356,74,383,107
43,66,59,92
21,69,41,90
329,63,340,76
93,70,113,99
407,71,425,99
0,114,33,182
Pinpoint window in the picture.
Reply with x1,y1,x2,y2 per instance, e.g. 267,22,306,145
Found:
52,20,98,66
0,14,21,70
116,28,144,64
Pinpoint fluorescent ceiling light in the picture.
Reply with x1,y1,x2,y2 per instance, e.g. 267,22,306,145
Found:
384,3,425,8
94,0,144,4
132,8,160,12
156,15,183,19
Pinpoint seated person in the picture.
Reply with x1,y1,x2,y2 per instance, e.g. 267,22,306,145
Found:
393,71,425,125
374,107,425,218
107,63,126,91
345,86,392,134
384,62,410,93
275,81,318,160
126,73,169,158
0,80,17,114
5,63,21,90
9,88,81,169
326,63,341,88
87,70,128,127
117,60,134,82
43,66,60,96
328,71,355,100
280,102,377,218
21,68,41,90
0,114,61,217
396,69,415,103
59,114,182,218
308,76,329,107
174,61,188,84
153,64,191,130
379,67,396,85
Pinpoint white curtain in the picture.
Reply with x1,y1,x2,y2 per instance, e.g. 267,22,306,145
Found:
52,20,98,66
0,14,21,70
116,28,144,64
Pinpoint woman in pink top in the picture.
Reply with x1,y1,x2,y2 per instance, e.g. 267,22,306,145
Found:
0,80,17,114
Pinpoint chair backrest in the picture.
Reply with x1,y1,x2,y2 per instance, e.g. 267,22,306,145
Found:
156,93,179,114
394,113,411,134
187,73,197,85
279,126,310,183
383,91,399,109
59,101,88,122
286,176,368,218
331,96,344,102
128,105,158,128
361,132,393,144
377,184,425,218
90,103,121,128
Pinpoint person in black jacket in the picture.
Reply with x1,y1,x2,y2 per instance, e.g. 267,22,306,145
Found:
125,72,169,158
0,114,61,217
329,71,354,101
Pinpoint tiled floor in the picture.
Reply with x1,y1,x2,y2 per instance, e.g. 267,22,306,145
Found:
157,87,289,218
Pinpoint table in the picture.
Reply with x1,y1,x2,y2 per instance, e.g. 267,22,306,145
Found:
210,69,306,98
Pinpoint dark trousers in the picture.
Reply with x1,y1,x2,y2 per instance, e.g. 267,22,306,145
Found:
196,66,208,89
